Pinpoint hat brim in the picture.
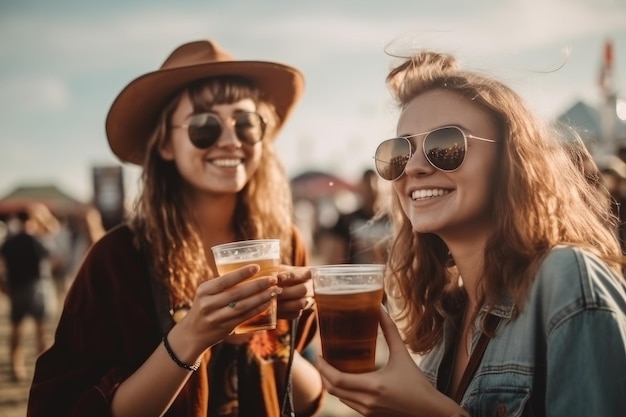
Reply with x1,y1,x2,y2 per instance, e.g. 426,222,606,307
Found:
105,61,304,165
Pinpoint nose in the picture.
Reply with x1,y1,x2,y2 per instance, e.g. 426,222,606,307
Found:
403,139,435,177
215,120,241,148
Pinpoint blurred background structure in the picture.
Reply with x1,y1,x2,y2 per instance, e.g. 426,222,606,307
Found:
559,39,626,163
0,1,625,416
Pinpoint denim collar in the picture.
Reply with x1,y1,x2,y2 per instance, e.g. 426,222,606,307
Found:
481,294,515,319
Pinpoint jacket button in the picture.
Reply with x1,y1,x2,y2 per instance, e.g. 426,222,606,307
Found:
497,404,507,417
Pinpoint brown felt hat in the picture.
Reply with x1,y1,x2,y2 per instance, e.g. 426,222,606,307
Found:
105,39,305,164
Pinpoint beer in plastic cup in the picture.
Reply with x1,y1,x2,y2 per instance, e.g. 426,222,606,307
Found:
311,264,385,373
211,239,280,334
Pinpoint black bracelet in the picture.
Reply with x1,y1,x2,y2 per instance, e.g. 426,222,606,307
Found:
162,334,201,372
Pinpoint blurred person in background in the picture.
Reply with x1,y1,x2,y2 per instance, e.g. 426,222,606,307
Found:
59,207,106,297
318,169,391,264
317,49,626,416
27,39,323,417
0,204,59,382
46,207,107,303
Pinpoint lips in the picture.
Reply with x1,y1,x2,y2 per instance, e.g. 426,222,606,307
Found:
410,188,450,201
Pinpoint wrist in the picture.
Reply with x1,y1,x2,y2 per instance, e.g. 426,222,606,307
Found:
162,328,203,372
163,332,201,372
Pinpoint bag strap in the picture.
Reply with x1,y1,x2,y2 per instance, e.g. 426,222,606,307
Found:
280,318,298,417
452,314,501,403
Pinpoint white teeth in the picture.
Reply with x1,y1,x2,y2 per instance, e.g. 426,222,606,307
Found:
211,158,242,167
411,189,450,200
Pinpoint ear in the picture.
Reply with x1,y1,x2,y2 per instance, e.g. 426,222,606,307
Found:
158,139,175,161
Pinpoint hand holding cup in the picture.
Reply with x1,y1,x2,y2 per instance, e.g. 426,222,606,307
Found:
211,239,281,334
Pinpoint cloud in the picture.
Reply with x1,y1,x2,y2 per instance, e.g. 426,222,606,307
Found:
2,1,624,75
0,139,36,164
0,76,70,112
483,0,626,47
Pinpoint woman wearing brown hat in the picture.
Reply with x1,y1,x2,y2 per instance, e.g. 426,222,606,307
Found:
28,40,323,417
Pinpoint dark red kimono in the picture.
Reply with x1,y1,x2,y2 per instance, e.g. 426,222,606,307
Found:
27,224,320,417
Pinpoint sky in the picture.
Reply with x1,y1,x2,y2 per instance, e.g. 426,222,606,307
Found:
1,0,626,203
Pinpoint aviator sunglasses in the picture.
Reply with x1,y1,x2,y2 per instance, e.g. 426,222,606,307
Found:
171,111,267,149
374,125,496,181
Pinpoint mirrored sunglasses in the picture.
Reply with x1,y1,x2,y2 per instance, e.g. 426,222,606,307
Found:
171,112,266,149
374,125,496,181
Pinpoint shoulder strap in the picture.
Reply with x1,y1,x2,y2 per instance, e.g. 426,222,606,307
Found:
452,314,501,403
280,318,298,417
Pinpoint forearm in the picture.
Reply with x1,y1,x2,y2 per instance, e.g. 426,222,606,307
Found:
290,351,324,415
111,327,202,417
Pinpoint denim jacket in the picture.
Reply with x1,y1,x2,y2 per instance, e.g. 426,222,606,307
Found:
417,246,626,417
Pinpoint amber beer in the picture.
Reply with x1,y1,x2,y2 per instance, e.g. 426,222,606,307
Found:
216,258,280,334
312,264,385,373
212,239,281,334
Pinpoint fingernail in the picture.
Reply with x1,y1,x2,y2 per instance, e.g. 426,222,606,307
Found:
278,272,292,282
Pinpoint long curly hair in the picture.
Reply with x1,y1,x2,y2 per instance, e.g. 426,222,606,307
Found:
384,51,625,354
129,76,295,307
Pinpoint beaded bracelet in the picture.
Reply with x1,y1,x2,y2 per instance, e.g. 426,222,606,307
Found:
162,333,201,372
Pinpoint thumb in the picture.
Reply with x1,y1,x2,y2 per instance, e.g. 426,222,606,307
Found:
379,305,411,359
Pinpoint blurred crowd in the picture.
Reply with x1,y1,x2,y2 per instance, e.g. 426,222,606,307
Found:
0,203,105,381
0,204,106,299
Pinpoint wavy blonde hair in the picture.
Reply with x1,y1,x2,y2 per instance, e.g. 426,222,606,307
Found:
384,51,625,353
130,76,295,306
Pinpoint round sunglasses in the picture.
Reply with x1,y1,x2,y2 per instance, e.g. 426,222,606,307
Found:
171,111,266,149
374,125,496,181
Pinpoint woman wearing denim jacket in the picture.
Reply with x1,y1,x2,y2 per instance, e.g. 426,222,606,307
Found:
316,49,626,417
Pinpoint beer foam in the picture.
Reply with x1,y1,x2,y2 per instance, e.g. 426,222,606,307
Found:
215,255,276,264
314,284,382,295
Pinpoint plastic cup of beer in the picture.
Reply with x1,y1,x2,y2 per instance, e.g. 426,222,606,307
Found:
211,239,281,334
311,264,385,373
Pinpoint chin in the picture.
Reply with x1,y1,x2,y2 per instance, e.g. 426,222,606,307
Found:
410,224,440,234
408,214,443,233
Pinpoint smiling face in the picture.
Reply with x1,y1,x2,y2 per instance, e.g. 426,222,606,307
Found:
159,92,263,197
392,88,500,242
